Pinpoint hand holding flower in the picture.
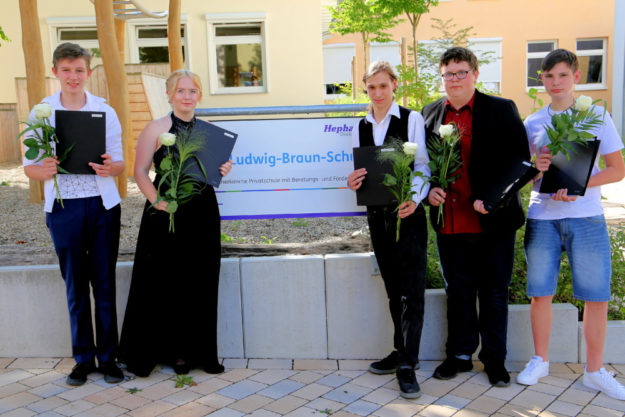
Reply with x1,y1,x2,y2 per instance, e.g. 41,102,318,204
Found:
398,200,416,218
40,156,60,179
534,146,553,172
428,187,446,207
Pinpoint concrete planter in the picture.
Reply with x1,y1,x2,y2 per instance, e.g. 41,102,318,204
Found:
0,253,616,363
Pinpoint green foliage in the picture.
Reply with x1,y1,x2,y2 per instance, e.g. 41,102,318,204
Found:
394,18,499,111
221,233,234,243
544,100,605,160
0,181,9,186
173,374,196,388
125,387,142,394
17,110,72,208
261,236,277,244
426,123,462,227
154,127,207,233
328,0,398,73
293,218,309,227
378,138,422,241
0,26,9,46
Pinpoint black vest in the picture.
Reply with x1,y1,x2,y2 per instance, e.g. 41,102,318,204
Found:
358,105,411,147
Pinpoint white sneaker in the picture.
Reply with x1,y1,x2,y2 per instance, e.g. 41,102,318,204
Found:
583,367,625,400
517,356,549,385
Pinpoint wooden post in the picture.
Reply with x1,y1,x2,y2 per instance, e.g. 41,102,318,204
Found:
94,0,129,197
168,0,184,72
19,0,45,203
114,3,126,63
400,37,408,107
351,56,357,101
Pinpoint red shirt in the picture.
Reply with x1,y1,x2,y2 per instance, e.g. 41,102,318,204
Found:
440,94,483,234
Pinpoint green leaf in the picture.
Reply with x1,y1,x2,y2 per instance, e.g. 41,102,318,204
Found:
23,138,39,148
160,157,172,171
166,200,178,213
24,148,39,160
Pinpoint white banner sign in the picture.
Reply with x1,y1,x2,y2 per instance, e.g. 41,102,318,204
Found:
211,117,365,220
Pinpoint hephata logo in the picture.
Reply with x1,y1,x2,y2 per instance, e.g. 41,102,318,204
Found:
323,123,353,136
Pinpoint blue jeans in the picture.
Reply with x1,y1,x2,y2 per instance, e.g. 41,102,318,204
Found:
437,230,516,363
524,216,611,302
46,197,120,364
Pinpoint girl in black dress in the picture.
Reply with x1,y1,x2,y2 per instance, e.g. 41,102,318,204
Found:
119,70,232,376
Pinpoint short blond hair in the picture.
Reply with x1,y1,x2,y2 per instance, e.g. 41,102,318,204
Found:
166,69,203,102
362,61,398,86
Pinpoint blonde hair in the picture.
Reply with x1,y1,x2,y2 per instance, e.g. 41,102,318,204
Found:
362,61,398,115
362,61,398,86
166,69,203,103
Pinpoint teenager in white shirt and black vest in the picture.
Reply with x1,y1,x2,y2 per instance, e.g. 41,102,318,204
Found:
348,61,431,399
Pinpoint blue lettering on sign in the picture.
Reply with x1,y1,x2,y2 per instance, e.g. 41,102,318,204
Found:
323,124,354,136
231,151,352,166
326,150,353,163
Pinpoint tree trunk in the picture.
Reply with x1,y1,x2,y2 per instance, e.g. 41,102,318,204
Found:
94,0,129,197
168,0,184,72
19,0,45,203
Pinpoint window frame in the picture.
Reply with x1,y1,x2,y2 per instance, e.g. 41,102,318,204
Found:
575,37,607,91
526,40,557,91
126,16,189,66
47,17,102,66
468,37,502,94
205,12,268,95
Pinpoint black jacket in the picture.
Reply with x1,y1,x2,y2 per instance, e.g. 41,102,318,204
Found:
421,90,530,233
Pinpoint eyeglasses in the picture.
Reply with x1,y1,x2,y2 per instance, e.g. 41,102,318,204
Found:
441,70,471,81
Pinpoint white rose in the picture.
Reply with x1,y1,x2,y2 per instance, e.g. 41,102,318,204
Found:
159,132,176,146
403,142,418,155
575,95,592,112
438,124,455,138
33,103,52,119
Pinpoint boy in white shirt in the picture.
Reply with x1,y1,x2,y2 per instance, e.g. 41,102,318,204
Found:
518,48,625,399
23,43,125,386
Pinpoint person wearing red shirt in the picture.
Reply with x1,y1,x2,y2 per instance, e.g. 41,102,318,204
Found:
422,47,529,386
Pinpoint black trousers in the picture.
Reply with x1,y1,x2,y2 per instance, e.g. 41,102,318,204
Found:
436,230,516,363
367,205,427,367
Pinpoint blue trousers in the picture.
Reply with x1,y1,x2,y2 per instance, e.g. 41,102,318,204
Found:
437,230,516,363
46,197,120,364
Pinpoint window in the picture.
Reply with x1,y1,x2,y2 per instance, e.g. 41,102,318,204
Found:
323,43,354,99
526,40,556,87
48,17,104,68
469,38,502,93
132,25,186,64
576,38,606,89
206,13,267,94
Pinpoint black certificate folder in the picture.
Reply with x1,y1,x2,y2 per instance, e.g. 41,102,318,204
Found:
352,146,397,206
55,110,106,174
539,139,601,196
482,160,539,212
186,119,238,187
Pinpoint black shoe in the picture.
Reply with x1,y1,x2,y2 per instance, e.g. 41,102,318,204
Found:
484,361,511,387
369,351,398,374
173,361,190,375
432,357,473,380
66,360,97,386
99,361,124,384
204,361,225,374
396,366,421,399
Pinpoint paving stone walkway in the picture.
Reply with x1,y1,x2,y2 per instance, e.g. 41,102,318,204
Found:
1,358,625,416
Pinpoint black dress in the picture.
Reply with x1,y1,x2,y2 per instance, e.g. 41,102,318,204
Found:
118,113,222,376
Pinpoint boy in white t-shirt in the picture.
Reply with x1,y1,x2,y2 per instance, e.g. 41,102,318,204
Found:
518,49,625,399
